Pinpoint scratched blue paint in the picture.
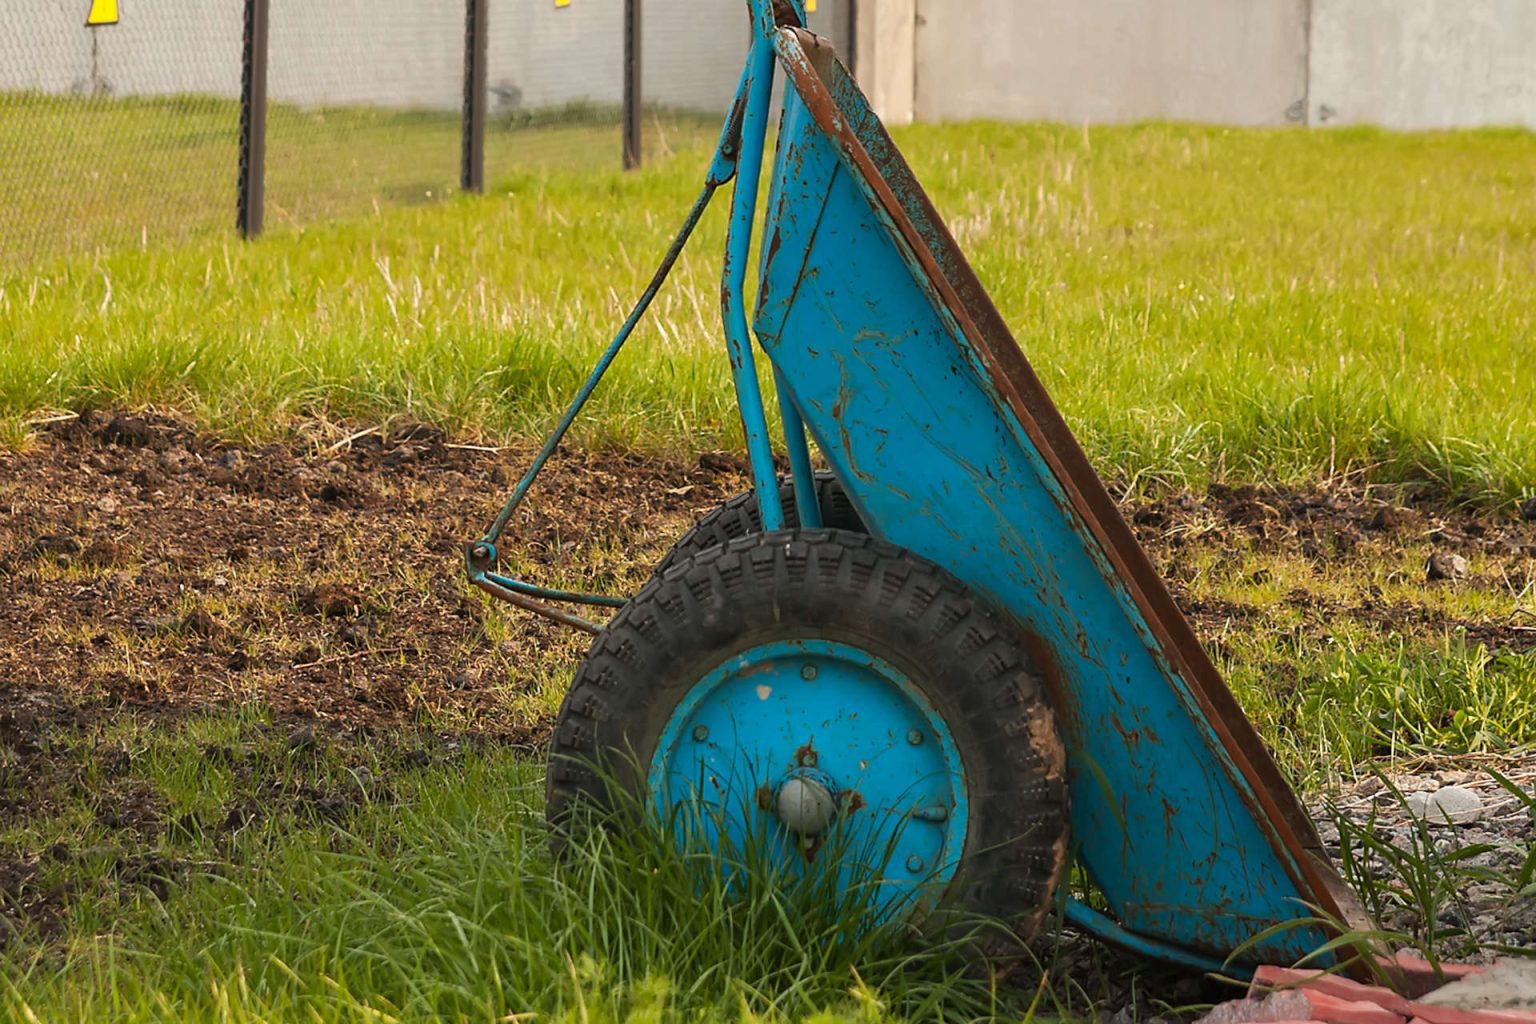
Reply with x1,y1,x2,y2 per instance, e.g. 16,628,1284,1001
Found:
749,39,1331,964
648,639,969,915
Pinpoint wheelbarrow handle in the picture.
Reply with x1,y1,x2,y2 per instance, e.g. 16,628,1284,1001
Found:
748,0,809,38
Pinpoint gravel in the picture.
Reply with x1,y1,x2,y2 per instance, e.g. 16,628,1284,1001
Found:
1311,767,1536,960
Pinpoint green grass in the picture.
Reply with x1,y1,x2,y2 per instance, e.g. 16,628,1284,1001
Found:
0,714,1031,1023
4,114,1536,500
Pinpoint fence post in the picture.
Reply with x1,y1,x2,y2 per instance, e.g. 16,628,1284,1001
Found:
622,0,642,169
462,0,488,193
844,0,858,79
237,0,269,238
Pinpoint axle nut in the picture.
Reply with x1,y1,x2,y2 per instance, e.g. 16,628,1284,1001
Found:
776,775,839,836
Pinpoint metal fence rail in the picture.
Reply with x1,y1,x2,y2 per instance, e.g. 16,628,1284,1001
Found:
0,0,858,271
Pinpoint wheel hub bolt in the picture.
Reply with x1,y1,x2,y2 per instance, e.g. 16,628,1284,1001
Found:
692,725,709,742
775,770,839,836
906,729,924,746
906,855,926,874
800,664,818,681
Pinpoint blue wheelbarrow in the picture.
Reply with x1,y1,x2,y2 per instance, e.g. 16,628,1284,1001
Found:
467,0,1371,974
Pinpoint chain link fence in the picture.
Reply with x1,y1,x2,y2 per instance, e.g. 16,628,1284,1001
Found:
263,2,465,229
485,0,625,179
2,1,860,272
0,0,244,269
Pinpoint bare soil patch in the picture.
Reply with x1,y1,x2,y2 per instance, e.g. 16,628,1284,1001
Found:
3,411,1532,737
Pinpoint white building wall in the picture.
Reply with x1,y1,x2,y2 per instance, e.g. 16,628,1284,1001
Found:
1308,0,1536,129
911,0,1310,126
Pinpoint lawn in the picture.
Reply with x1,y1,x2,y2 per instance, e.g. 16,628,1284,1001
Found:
2,114,1534,503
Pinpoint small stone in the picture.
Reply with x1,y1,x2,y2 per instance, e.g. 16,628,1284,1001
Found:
1369,506,1419,532
179,606,222,639
298,583,361,617
99,414,153,447
1355,776,1385,796
94,496,118,515
80,539,127,567
1522,496,1536,522
1420,958,1536,1010
212,574,229,588
155,448,190,474
286,723,317,751
1404,785,1484,825
381,446,418,468
1426,551,1468,581
26,534,82,559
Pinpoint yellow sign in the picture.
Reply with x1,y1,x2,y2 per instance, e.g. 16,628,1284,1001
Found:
555,0,569,7
85,0,118,26
805,0,816,10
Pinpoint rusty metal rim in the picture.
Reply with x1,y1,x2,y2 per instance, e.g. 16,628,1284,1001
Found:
771,25,1372,958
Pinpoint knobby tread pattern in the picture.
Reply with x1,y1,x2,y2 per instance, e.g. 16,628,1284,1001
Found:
547,529,1070,946
652,471,865,578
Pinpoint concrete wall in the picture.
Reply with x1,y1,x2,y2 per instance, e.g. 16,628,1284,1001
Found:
2,0,243,96
911,0,1309,126
859,0,1536,130
856,0,916,125
1309,0,1536,129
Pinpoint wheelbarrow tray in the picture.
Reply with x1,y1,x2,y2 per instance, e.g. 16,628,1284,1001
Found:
754,28,1367,966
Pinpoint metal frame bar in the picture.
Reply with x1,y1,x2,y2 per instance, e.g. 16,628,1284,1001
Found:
623,0,643,169
461,0,488,193
236,0,269,238
718,36,784,531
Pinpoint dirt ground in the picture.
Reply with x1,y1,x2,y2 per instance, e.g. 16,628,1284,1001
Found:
1,409,1534,956
2,408,1532,738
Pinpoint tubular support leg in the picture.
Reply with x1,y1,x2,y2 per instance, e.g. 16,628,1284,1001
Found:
775,365,822,528
720,37,785,532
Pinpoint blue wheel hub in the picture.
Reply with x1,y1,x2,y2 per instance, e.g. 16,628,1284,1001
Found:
647,639,968,916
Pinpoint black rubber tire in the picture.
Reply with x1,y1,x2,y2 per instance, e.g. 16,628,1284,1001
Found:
653,471,865,577
548,528,1069,944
